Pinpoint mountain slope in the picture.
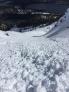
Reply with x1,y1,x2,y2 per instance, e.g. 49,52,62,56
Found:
45,8,69,38
0,8,69,92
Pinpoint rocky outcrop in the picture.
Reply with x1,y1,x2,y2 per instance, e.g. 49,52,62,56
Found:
0,6,61,31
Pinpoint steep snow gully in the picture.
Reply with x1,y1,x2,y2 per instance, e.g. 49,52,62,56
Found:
0,9,69,92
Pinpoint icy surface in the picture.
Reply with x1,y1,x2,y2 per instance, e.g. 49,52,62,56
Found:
0,9,69,92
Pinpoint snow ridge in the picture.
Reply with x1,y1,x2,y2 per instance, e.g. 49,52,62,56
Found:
46,8,69,38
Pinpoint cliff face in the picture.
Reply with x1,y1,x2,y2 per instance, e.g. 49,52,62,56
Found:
14,0,69,4
0,0,69,6
56,0,69,4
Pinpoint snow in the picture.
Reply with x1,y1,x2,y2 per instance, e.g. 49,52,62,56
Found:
0,9,69,92
45,8,69,38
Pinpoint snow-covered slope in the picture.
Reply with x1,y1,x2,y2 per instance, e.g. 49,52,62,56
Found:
45,8,69,38
0,9,69,92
